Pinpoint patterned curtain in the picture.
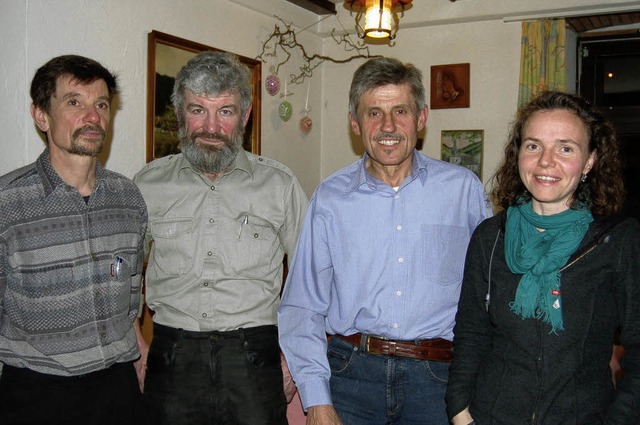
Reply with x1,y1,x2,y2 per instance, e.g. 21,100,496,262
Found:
518,19,567,107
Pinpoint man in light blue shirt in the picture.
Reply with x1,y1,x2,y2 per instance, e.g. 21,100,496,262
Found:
278,57,493,424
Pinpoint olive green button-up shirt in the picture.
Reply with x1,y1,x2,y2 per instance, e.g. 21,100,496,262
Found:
134,149,308,331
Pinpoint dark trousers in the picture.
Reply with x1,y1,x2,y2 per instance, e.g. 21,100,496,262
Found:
0,361,142,425
144,323,287,425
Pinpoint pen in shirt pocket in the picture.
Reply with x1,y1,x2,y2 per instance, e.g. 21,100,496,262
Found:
110,256,123,279
238,215,249,239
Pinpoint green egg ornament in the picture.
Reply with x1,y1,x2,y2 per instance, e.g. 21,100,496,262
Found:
279,101,293,122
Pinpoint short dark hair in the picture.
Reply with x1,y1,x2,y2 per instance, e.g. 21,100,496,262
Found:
30,55,118,113
349,57,425,122
492,90,625,216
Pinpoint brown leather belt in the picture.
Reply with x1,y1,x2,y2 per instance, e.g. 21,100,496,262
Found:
335,333,453,362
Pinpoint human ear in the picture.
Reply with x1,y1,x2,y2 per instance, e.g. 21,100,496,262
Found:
349,112,361,136
31,104,50,133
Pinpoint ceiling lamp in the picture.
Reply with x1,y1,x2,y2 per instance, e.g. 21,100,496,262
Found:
346,0,413,40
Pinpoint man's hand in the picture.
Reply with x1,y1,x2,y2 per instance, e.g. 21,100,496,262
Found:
280,353,297,403
307,405,343,425
133,319,149,393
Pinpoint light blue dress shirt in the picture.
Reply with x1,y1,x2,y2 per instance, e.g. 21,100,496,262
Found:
278,150,493,409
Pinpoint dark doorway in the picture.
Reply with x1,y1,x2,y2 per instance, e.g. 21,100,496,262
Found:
578,35,640,220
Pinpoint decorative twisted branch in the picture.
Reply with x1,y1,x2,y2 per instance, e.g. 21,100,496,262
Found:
257,17,382,85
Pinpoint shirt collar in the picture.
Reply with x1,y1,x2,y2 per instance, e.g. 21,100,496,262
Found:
345,150,428,193
36,148,107,196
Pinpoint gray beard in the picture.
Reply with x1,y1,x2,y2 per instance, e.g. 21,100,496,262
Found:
179,129,243,175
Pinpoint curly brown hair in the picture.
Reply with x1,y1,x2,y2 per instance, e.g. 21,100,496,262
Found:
491,91,625,216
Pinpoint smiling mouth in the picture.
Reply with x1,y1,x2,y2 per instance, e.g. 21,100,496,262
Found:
378,139,400,146
535,175,560,182
375,132,403,146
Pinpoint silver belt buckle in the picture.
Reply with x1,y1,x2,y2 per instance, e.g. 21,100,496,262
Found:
365,334,388,353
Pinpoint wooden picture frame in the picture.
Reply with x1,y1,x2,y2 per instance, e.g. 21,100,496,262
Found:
441,129,483,180
430,63,470,109
146,30,261,162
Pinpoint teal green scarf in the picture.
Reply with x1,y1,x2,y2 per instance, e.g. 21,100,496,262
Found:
504,202,593,333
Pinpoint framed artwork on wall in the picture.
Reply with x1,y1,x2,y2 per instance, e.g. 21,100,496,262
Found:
441,129,483,180
146,30,261,162
430,63,470,109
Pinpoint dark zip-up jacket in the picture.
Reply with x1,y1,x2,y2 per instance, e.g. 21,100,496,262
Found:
446,211,640,424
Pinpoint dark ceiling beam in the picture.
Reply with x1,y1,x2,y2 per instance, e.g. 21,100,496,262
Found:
285,0,337,15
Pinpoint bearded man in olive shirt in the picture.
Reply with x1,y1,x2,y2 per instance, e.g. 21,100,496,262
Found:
134,51,308,424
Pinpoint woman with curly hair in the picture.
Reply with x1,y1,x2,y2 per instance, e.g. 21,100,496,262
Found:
446,91,640,424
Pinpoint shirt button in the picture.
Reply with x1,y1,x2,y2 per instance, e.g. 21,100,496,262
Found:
392,323,399,329
209,218,214,223
398,257,404,263
203,282,209,287
396,225,402,231
207,251,213,256
394,194,400,200
396,290,402,296
210,185,215,190
202,313,207,318
253,233,259,238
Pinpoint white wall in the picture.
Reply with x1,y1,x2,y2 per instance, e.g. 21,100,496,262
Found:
320,18,521,185
2,0,639,197
0,0,323,197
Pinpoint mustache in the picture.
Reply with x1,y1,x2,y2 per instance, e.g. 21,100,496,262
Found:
374,132,405,142
192,131,232,145
73,125,106,140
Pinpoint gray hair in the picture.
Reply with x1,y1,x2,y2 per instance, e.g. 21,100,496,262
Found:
172,51,252,125
348,57,425,121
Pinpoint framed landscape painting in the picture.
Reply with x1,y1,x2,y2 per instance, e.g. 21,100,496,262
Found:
441,129,483,180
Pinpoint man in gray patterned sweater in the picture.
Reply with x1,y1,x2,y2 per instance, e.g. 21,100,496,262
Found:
0,55,148,425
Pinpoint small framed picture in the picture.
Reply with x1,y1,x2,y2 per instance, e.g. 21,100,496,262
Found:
441,129,483,180
430,63,470,109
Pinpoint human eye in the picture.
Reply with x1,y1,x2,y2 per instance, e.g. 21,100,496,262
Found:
188,106,204,115
220,108,236,116
522,141,539,151
67,98,80,106
96,101,110,110
394,107,408,116
559,144,574,155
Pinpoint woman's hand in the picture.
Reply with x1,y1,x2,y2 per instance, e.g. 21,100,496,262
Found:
451,407,475,425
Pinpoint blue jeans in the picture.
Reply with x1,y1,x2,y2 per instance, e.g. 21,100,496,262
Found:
144,323,287,425
328,337,450,425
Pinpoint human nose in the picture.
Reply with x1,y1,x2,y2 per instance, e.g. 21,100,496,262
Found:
538,148,555,167
203,113,221,133
380,112,396,132
84,106,101,124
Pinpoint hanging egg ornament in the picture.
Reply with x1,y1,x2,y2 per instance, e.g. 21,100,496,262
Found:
300,115,313,135
279,101,293,122
265,74,280,96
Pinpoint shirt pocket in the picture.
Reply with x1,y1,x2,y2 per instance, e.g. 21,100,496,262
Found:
234,213,280,278
149,217,195,276
421,224,468,286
